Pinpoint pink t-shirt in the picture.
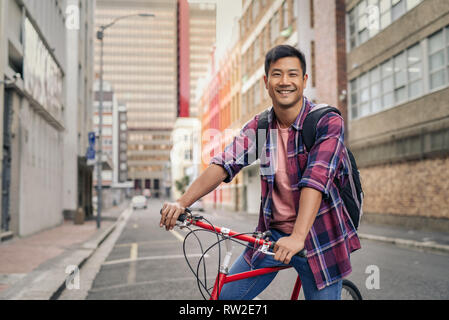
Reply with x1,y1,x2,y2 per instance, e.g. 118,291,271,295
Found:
269,121,297,234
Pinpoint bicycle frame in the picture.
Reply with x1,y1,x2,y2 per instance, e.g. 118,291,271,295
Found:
179,216,303,300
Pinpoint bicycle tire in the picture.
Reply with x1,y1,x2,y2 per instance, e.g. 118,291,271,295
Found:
341,279,363,300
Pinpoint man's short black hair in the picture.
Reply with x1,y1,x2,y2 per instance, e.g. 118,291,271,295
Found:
264,45,307,77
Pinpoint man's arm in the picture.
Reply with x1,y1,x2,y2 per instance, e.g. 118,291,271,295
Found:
160,164,228,230
274,187,322,264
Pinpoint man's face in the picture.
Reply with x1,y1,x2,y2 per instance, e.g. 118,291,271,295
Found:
264,56,308,110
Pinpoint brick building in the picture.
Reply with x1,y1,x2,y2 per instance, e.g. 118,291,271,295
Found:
346,0,449,231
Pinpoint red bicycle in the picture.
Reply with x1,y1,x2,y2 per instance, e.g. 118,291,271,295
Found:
171,208,363,300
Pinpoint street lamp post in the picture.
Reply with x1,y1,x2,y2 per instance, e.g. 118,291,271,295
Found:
96,13,154,229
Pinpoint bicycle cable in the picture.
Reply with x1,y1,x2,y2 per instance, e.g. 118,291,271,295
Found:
194,231,259,300
181,220,259,300
182,226,211,299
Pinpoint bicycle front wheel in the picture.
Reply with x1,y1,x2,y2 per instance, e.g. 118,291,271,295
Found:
341,279,363,300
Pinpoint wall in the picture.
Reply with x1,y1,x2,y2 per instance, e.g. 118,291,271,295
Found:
346,0,449,225
19,97,64,236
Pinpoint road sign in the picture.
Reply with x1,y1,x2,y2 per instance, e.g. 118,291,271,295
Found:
88,132,95,146
86,145,95,160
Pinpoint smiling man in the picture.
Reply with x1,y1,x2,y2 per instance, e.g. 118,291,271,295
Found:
160,45,361,300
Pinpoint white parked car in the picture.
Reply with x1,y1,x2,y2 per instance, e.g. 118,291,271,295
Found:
132,195,147,210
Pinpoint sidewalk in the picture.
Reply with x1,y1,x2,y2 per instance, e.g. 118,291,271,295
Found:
0,201,130,300
357,221,449,253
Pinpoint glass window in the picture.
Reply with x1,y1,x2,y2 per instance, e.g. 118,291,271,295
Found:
429,30,444,54
367,2,380,37
381,59,394,108
254,82,261,106
394,52,407,88
371,65,380,82
270,18,275,45
380,0,391,13
407,44,423,98
428,30,446,90
358,0,367,14
253,38,260,62
371,81,380,97
408,79,422,98
358,14,368,31
406,0,421,10
381,59,393,76
349,78,358,120
283,1,289,29
370,76,381,113
361,87,369,103
359,72,370,116
360,72,369,87
349,9,356,35
253,0,260,22
293,0,298,18
429,51,444,72
351,106,358,119
348,24,449,119
380,10,391,29
430,70,445,89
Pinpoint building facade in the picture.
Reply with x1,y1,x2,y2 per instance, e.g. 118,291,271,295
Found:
200,0,300,213
0,0,95,237
170,117,201,200
346,0,449,230
93,79,131,209
188,1,216,118
93,80,115,188
95,0,178,198
198,0,350,215
64,0,95,220
117,102,128,183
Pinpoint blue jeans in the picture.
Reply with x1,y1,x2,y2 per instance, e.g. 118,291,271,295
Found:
219,229,342,300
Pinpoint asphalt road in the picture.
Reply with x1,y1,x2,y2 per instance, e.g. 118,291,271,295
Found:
82,198,449,300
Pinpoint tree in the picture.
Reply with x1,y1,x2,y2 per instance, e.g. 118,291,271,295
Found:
175,175,190,194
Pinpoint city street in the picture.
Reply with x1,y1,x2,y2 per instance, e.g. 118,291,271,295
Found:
2,0,449,304
60,198,449,300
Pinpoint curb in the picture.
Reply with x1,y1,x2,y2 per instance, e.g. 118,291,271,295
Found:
0,206,131,300
358,233,449,254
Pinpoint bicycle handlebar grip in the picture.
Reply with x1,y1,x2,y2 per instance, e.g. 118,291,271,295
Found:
296,248,308,258
269,242,308,258
159,208,191,222
178,207,191,222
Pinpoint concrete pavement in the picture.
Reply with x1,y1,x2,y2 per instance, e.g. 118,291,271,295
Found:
0,201,130,300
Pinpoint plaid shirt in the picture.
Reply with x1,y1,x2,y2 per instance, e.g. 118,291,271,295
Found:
210,96,361,290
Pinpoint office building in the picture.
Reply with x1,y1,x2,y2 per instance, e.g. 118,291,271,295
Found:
346,0,449,230
95,0,178,197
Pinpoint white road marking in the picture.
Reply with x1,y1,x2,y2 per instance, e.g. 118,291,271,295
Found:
127,243,138,284
169,229,185,242
115,239,179,247
103,253,208,266
89,276,217,293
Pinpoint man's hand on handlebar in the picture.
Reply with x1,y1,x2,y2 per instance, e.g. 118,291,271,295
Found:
160,202,186,231
273,234,306,264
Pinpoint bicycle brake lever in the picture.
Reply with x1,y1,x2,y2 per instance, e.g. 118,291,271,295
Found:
259,243,275,256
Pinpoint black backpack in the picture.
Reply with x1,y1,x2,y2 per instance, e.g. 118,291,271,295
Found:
256,105,364,229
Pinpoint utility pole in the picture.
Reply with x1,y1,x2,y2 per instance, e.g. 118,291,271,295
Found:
95,13,154,229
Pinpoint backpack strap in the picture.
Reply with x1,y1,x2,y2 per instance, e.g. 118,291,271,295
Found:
302,104,341,152
256,109,270,159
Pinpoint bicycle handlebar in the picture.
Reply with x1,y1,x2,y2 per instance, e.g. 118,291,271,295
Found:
162,208,307,259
